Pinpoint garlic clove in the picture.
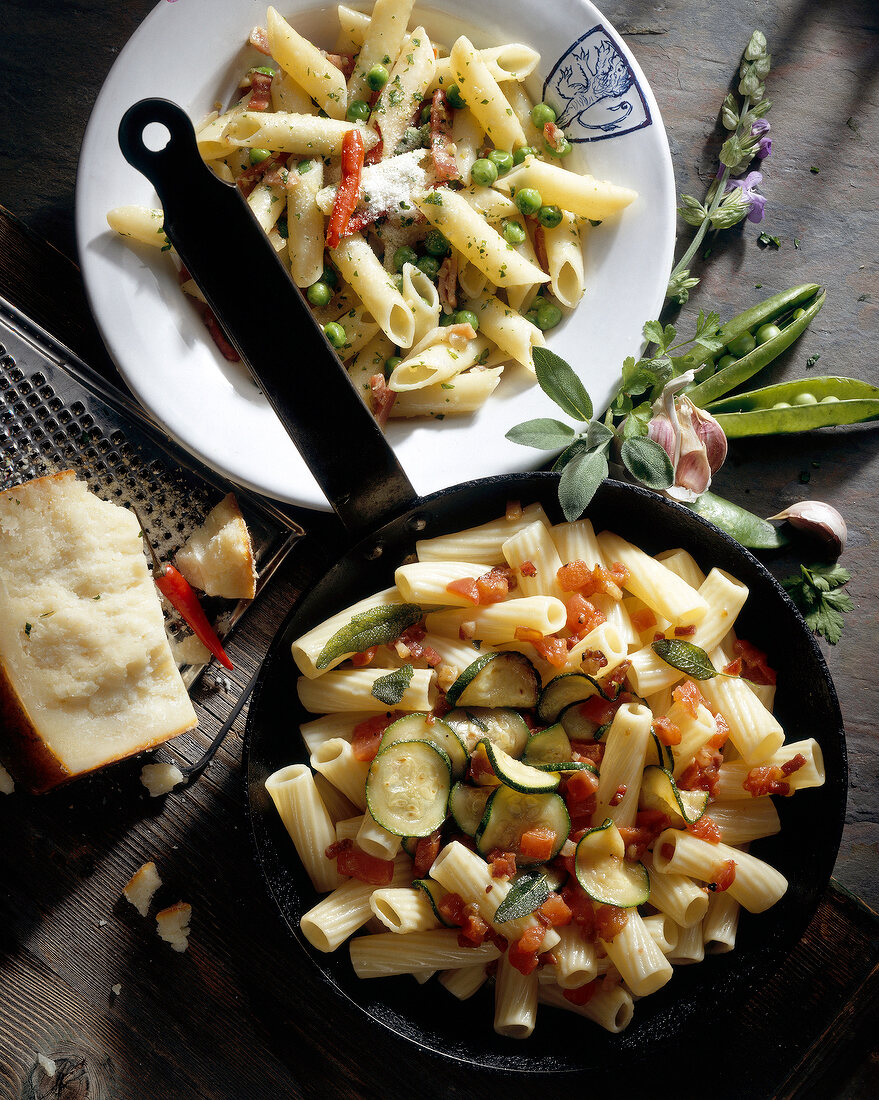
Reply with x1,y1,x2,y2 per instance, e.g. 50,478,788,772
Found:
768,500,847,556
686,400,728,474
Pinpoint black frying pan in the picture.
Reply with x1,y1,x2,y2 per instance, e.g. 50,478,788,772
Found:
118,100,847,1072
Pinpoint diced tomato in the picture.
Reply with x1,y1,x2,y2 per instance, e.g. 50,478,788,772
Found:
508,923,546,975
652,715,682,746
630,607,657,633
351,713,394,761
674,624,697,637
609,784,627,807
722,657,743,676
594,904,628,943
351,645,378,667
570,740,605,768
336,847,395,885
734,638,777,685
520,560,538,577
579,694,619,726
563,980,598,1006
413,830,442,877
678,747,722,796
514,625,543,645
609,561,630,589
468,743,497,785
458,908,491,948
518,827,557,862
326,128,365,249
537,892,572,928
592,564,623,600
708,711,731,750
709,859,736,893
325,838,352,860
600,660,631,695
475,567,510,604
565,593,607,638
672,680,704,719
560,883,596,937
742,765,791,798
557,560,595,593
687,814,721,843
446,576,480,604
531,635,569,668
488,850,517,879
565,768,600,802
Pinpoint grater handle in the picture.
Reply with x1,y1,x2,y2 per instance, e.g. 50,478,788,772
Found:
118,97,417,540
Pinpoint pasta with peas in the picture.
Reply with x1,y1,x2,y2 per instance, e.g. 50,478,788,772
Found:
267,504,825,1038
108,1,636,426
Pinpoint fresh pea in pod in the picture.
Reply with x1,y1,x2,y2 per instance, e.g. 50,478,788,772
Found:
686,492,789,550
706,377,879,436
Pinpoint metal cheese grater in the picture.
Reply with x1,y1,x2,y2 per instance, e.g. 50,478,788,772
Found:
0,295,303,781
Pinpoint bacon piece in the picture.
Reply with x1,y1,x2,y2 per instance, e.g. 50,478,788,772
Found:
533,225,549,274
734,638,777,685
447,322,476,350
248,26,271,54
652,715,682,747
235,153,286,198
579,694,619,727
428,89,459,182
518,827,557,862
324,51,357,78
369,373,397,428
475,567,511,604
447,577,480,604
198,303,240,362
325,838,352,860
674,624,697,637
543,120,568,154
488,850,517,879
722,657,743,676
247,70,274,111
437,253,459,312
618,810,669,861
742,756,803,798
678,745,723,796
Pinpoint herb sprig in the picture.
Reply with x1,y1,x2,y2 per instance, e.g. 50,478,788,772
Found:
782,563,853,644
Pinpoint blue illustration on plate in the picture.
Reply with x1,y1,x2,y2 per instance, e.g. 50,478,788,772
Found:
542,26,651,142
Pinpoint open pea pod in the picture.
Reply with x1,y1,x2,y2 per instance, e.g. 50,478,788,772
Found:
686,288,825,407
707,376,879,437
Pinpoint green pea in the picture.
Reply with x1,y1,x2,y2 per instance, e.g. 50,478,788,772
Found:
439,311,456,327
715,354,738,371
417,255,441,279
346,100,371,123
446,83,466,110
306,281,333,307
324,322,347,348
535,301,563,330
726,332,757,358
418,123,431,146
537,205,563,228
513,145,537,165
524,309,540,327
531,102,557,128
393,246,418,272
384,355,402,376
423,229,450,256
755,323,782,345
420,101,432,124
502,219,526,245
471,158,499,187
367,64,389,91
551,136,573,157
820,395,840,403
453,309,480,330
792,307,807,320
515,188,542,216
248,148,273,165
488,149,514,176
321,264,338,288
792,391,818,405
772,401,791,409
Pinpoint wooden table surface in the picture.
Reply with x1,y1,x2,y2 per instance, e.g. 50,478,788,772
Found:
1,1,878,1097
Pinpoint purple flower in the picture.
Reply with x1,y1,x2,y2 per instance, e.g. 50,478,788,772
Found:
752,118,772,159
725,169,766,223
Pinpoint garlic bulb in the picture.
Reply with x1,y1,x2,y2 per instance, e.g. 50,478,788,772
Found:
768,500,847,556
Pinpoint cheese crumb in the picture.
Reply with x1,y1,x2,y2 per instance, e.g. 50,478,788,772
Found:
36,1054,56,1077
0,764,13,794
140,762,185,797
111,983,122,996
157,902,192,952
123,861,163,917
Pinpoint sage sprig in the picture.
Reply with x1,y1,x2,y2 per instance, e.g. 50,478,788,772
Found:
316,603,424,668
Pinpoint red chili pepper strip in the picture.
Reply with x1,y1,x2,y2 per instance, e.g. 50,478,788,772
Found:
326,128,365,249
155,564,234,671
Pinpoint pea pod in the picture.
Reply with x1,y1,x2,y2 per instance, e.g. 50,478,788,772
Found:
686,289,826,407
685,491,789,550
708,376,879,437
675,284,821,376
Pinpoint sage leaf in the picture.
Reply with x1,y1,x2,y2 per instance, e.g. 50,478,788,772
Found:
586,420,615,449
558,448,608,521
620,437,675,489
494,870,551,923
371,663,415,705
316,604,423,668
505,418,576,450
652,639,717,680
551,438,590,472
533,347,593,421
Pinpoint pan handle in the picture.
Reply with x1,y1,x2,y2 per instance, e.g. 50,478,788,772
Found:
118,98,417,541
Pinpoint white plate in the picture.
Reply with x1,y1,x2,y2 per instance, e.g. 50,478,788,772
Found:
77,0,675,510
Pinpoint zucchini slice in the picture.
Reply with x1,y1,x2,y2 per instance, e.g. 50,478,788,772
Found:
379,712,468,780
639,765,708,827
444,707,530,757
446,652,539,709
366,740,451,837
401,836,419,859
522,723,573,766
478,739,560,793
412,878,455,926
644,731,675,771
476,785,570,862
448,782,494,836
537,672,601,724
558,701,602,743
574,819,650,908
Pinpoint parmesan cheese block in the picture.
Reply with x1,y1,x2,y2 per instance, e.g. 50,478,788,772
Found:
0,471,198,793
174,493,257,600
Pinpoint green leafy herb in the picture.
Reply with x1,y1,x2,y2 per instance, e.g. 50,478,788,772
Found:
810,165,819,173
620,438,675,490
371,663,415,705
652,639,718,680
494,870,551,923
505,418,576,450
533,348,593,421
24,622,32,637
806,353,820,368
782,563,853,644
757,232,781,249
558,448,608,521
316,604,423,669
